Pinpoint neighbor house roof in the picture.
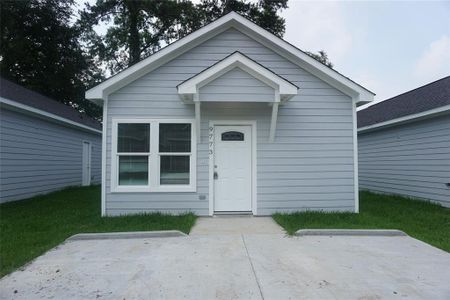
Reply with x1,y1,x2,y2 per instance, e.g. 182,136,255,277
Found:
0,77,101,133
86,12,374,105
358,76,450,131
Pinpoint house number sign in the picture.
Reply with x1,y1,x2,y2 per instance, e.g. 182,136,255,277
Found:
209,126,214,155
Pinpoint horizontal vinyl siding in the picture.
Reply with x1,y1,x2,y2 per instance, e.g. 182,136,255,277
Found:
358,115,450,207
105,28,355,216
0,108,102,203
199,68,274,102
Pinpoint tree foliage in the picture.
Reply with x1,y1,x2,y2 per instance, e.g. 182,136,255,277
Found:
194,0,288,37
306,50,333,68
78,0,188,73
78,0,289,74
1,0,334,119
0,0,103,118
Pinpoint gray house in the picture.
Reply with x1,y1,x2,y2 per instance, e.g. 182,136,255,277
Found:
0,78,102,203
86,12,375,216
358,76,450,207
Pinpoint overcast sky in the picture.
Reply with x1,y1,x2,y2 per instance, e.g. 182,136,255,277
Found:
281,1,450,108
78,0,450,107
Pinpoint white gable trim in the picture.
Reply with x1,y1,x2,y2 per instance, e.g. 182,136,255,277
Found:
86,12,374,104
177,52,298,103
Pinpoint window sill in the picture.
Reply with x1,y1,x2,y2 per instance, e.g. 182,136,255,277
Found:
111,186,197,193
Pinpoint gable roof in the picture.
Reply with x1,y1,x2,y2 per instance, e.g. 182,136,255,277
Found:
86,12,374,105
177,51,298,103
0,77,102,132
358,76,450,130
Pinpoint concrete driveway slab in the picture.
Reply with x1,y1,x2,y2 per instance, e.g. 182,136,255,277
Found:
0,235,262,300
1,232,449,299
190,216,284,235
244,235,450,300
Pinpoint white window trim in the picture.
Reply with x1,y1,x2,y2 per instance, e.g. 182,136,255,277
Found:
111,118,196,193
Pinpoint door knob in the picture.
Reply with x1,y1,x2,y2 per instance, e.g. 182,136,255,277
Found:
214,172,218,180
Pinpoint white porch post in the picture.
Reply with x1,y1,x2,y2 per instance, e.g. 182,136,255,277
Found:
194,95,201,143
269,90,280,142
269,102,279,142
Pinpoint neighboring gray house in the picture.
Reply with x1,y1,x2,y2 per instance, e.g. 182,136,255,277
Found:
358,76,450,207
86,12,374,216
0,78,102,203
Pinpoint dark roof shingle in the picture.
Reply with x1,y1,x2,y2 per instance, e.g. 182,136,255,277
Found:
357,76,450,128
0,77,101,131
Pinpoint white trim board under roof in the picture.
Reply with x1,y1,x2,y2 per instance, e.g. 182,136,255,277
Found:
358,104,450,134
85,12,374,105
0,97,102,134
177,51,299,103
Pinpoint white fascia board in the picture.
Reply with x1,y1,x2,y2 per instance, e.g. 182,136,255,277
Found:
177,52,298,97
0,97,102,134
85,14,238,102
358,104,450,133
86,12,373,104
230,16,375,103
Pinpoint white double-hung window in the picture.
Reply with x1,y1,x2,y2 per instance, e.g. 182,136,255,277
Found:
111,119,196,192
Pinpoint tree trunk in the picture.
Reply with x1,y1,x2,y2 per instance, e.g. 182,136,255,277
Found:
125,0,140,67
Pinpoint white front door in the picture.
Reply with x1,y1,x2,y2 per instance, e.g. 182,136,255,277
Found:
214,125,252,212
82,141,91,186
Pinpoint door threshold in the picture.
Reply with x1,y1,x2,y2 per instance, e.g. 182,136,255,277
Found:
213,211,253,217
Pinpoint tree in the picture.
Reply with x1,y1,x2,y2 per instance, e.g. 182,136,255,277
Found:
195,0,288,37
78,0,189,73
78,0,288,74
306,50,333,68
0,0,103,118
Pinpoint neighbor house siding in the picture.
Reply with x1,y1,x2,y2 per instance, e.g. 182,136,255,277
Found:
0,108,102,203
105,28,355,216
358,114,450,207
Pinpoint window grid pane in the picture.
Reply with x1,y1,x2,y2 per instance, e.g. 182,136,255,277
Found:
118,123,150,153
159,123,191,153
160,155,190,185
118,156,149,186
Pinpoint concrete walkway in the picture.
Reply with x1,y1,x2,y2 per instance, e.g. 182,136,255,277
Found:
190,216,284,235
1,221,450,299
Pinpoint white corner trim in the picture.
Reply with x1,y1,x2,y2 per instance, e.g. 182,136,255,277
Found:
0,96,102,134
177,52,298,102
358,104,450,133
352,99,359,213
86,12,373,103
208,120,257,216
101,99,108,216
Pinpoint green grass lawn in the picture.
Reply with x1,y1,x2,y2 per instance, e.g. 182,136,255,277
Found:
0,185,197,277
273,191,450,252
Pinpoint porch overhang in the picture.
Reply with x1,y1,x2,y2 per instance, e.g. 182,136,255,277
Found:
177,52,299,142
